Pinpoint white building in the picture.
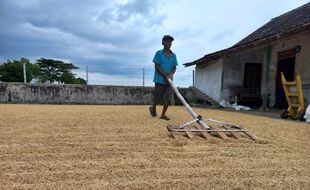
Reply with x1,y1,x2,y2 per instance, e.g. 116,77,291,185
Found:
185,3,310,108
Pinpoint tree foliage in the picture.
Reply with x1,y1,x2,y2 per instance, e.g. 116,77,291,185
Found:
36,58,86,84
74,77,87,84
0,58,40,82
0,57,86,84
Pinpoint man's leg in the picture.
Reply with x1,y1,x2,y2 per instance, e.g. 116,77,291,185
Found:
161,105,169,116
161,104,168,116
149,104,157,117
149,84,158,117
160,84,171,120
151,103,157,116
160,105,170,120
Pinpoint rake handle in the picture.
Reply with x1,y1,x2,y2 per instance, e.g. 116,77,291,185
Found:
167,78,210,129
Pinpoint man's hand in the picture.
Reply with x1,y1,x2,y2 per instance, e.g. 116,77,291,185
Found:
166,74,173,81
168,74,173,80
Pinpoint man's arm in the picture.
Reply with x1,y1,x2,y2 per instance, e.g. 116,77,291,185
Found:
168,66,176,79
155,63,168,78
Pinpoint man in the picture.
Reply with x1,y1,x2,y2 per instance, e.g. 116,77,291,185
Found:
149,35,178,120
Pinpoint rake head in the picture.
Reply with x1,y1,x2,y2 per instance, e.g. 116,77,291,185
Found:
167,122,258,141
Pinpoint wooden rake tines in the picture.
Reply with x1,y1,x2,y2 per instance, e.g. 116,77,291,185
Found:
165,78,258,141
167,124,258,141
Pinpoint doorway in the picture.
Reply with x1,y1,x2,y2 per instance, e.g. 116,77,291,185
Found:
241,63,262,107
275,50,295,108
244,63,262,89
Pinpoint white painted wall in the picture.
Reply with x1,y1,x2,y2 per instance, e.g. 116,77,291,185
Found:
195,59,223,101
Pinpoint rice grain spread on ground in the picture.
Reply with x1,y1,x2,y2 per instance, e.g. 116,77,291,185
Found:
0,104,309,189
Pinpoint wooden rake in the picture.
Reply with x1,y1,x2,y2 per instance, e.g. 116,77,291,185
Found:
167,78,258,141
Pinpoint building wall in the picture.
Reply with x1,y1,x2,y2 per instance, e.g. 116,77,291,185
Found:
195,59,223,101
221,48,265,100
303,84,310,105
268,32,310,106
0,83,194,105
193,33,310,107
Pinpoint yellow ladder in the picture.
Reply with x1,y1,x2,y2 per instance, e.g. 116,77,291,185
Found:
280,72,305,120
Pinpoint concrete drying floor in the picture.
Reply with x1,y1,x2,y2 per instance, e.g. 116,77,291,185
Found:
0,104,309,189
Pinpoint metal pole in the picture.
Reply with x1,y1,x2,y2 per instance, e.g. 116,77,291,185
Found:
23,62,26,83
143,68,145,87
167,78,210,129
86,65,88,84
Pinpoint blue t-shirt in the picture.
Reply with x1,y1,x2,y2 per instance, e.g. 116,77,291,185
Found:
152,49,178,84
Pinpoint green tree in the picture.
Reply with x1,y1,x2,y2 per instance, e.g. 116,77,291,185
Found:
0,58,40,82
59,71,76,84
59,71,86,84
36,58,85,84
74,77,87,84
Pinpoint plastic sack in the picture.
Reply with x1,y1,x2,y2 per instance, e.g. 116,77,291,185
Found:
219,100,252,111
304,104,310,123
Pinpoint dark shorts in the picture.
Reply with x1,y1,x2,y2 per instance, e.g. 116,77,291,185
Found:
153,83,173,105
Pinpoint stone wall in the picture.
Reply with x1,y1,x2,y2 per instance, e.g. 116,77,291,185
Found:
0,82,193,105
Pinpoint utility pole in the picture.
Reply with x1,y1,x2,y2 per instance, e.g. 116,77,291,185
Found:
86,65,88,84
142,68,145,87
23,62,27,83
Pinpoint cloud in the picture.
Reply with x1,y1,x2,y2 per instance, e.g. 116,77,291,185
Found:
210,30,234,43
0,0,165,78
98,0,162,23
1,0,309,87
75,70,148,86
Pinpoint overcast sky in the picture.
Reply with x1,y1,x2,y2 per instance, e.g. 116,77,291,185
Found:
0,0,309,86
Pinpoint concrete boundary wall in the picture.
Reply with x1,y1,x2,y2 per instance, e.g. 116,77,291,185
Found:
0,83,193,105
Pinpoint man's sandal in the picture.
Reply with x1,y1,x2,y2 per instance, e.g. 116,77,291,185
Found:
160,115,170,121
149,106,157,117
